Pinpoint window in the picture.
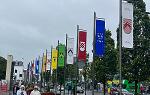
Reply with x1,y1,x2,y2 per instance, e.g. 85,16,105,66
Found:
19,74,22,77
15,70,17,73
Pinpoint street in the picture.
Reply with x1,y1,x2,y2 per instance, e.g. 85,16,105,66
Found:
57,90,107,95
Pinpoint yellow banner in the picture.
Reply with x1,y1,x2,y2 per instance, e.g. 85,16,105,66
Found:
51,49,58,70
42,55,46,72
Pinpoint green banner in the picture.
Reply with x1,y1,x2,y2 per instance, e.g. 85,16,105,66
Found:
58,44,65,67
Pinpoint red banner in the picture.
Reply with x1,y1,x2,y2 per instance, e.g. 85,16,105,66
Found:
78,31,87,62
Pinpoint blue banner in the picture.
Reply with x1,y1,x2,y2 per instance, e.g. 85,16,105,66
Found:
95,19,105,57
35,59,39,75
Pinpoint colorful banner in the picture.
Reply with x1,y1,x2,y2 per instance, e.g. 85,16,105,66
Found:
27,63,30,81
38,57,42,73
51,49,58,70
32,60,35,75
78,31,87,62
46,59,51,70
42,55,46,72
95,19,105,57
58,44,65,67
122,2,133,48
67,37,74,64
35,59,39,75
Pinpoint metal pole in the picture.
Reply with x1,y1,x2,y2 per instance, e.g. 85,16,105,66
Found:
75,25,79,95
119,0,122,95
45,49,47,90
85,62,87,95
56,40,59,94
64,34,67,95
92,12,96,95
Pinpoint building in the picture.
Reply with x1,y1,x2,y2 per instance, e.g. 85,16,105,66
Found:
23,69,28,83
13,61,24,83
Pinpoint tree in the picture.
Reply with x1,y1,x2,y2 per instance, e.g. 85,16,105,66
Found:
92,30,118,95
117,0,150,94
0,56,7,80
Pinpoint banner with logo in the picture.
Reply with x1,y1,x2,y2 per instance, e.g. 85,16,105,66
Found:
95,19,105,56
67,37,74,64
35,59,39,75
58,44,65,67
122,2,133,48
32,60,35,75
51,49,58,70
42,55,46,72
46,59,51,70
38,57,42,73
78,31,87,62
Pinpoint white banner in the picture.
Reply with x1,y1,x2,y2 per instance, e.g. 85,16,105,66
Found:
122,2,133,48
67,37,74,64
46,59,51,70
38,57,42,73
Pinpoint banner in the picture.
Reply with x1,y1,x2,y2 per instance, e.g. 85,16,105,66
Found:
58,44,65,67
42,55,46,72
35,59,39,75
51,49,58,70
46,59,51,70
78,31,87,62
122,2,133,48
95,19,105,56
32,61,35,75
67,37,74,64
38,57,42,73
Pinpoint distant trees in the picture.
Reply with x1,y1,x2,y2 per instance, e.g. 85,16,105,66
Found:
0,56,7,80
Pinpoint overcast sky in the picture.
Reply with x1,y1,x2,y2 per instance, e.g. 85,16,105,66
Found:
0,0,149,68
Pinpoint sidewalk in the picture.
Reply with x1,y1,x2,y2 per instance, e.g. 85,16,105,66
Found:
0,91,13,95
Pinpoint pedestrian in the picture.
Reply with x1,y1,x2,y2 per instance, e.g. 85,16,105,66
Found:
26,84,34,95
13,84,20,95
17,85,27,95
30,86,41,95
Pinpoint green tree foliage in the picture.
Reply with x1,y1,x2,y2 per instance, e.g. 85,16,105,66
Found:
93,30,118,94
65,64,77,80
57,67,65,85
0,56,7,80
117,0,150,94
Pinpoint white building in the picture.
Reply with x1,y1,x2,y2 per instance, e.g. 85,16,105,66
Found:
13,61,24,82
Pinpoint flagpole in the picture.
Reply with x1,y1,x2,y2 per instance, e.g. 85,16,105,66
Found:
45,49,48,90
92,12,96,95
50,46,53,85
119,0,122,95
64,34,68,95
42,53,45,90
75,25,79,95
56,40,59,93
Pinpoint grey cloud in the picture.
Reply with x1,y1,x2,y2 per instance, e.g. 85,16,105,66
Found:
0,0,148,68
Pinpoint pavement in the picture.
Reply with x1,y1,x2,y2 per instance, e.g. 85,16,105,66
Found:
0,91,12,95
56,90,108,95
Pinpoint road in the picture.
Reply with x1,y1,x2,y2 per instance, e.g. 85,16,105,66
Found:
57,90,107,95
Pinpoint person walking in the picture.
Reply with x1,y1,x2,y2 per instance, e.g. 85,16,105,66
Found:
30,86,41,95
13,84,20,95
17,85,27,95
